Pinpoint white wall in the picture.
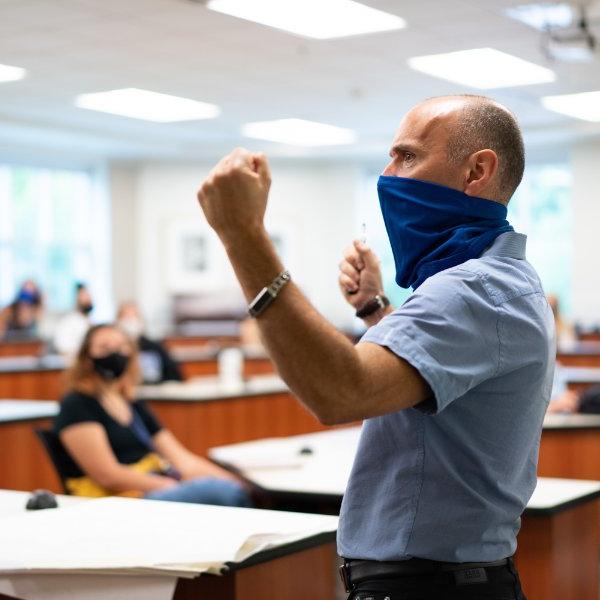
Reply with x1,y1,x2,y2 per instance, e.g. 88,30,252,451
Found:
571,140,600,325
112,162,362,336
109,166,138,306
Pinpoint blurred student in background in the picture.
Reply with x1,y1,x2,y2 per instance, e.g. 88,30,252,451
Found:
0,279,44,340
547,293,575,346
53,282,94,357
53,323,251,505
117,301,182,384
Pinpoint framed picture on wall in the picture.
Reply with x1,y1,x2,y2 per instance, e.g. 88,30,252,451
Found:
163,217,231,291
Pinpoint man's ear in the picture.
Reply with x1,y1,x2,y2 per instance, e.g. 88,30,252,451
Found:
463,149,499,199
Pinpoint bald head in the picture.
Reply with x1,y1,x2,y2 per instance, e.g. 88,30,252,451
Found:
423,95,525,203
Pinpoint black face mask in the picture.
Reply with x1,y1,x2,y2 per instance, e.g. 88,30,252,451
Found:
92,352,130,381
79,303,94,315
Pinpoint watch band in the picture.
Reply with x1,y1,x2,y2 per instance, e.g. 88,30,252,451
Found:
248,270,291,318
355,294,390,319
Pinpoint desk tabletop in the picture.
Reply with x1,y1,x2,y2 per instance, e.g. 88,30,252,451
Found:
560,366,600,383
210,427,600,515
138,375,288,402
170,345,269,363
0,400,59,424
0,491,337,577
543,412,600,429
0,354,66,373
557,341,600,356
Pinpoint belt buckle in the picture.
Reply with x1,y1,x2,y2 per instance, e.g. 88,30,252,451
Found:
339,562,352,593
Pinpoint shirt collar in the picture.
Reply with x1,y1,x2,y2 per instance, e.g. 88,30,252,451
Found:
481,231,527,260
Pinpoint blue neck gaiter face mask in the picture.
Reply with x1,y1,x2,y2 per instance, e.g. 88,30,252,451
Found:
377,176,513,290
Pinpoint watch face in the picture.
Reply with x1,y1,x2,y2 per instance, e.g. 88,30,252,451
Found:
249,289,275,317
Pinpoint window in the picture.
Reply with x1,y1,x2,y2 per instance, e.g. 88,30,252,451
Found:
509,164,572,314
356,173,412,311
0,165,111,317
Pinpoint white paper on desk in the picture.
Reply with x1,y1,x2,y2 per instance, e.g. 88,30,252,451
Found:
211,437,308,470
0,574,176,600
0,496,338,576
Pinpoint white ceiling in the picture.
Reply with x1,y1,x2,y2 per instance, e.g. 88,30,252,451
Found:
0,0,600,164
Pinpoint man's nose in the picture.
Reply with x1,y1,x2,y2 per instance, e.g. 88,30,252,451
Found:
382,160,396,176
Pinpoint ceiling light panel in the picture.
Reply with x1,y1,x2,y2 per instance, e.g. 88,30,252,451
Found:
242,119,357,146
542,91,600,122
0,63,26,83
75,88,221,122
407,48,556,89
206,0,406,39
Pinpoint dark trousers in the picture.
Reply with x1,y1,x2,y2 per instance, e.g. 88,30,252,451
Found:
347,559,527,600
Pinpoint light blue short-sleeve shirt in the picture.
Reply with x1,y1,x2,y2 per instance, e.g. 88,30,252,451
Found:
337,232,555,563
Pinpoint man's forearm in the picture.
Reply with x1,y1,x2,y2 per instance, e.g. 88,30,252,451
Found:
222,228,365,424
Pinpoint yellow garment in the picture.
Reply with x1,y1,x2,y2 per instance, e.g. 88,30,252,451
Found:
66,452,165,498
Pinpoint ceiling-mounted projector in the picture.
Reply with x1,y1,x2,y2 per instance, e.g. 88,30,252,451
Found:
542,3,599,62
507,2,599,63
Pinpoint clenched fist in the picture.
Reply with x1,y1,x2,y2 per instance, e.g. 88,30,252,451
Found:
338,240,383,310
197,147,271,242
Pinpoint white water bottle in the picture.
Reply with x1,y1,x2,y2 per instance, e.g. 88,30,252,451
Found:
218,347,244,388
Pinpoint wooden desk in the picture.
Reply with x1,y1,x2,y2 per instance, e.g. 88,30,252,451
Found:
0,491,338,600
163,334,240,350
0,356,66,400
0,340,44,358
538,414,600,480
515,479,600,600
0,401,60,492
210,429,600,600
0,350,275,400
557,342,600,368
0,377,328,493
561,366,600,392
139,377,329,457
578,332,600,343
170,347,275,379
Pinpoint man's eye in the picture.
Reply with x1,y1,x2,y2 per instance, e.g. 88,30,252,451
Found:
404,152,415,162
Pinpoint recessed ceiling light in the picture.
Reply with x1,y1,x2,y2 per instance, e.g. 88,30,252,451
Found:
75,88,221,122
506,3,573,30
542,91,600,122
407,48,556,89
242,118,357,146
206,0,406,39
0,63,26,83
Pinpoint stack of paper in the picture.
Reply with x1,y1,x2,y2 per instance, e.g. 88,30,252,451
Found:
0,496,338,577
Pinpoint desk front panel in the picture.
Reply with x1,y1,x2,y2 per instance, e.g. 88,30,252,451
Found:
0,341,44,357
0,418,61,492
0,370,65,400
557,353,600,368
178,358,275,380
149,392,329,456
164,336,240,350
538,429,600,480
516,499,599,600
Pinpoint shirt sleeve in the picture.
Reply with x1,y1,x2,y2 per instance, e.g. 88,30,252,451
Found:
360,267,500,414
133,401,163,436
53,392,103,433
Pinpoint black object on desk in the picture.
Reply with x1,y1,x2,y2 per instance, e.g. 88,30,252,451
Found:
26,489,58,510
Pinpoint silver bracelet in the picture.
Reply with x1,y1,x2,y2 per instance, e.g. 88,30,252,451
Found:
248,270,291,318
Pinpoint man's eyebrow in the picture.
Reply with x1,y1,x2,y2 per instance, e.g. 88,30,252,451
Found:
389,143,419,158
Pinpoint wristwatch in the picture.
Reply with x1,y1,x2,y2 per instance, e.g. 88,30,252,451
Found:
248,270,291,317
355,294,390,319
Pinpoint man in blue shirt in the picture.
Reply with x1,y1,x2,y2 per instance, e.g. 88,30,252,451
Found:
196,94,555,599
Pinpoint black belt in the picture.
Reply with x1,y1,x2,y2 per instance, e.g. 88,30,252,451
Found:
339,557,511,592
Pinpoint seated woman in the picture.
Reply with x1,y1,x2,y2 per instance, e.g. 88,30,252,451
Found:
54,323,251,506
